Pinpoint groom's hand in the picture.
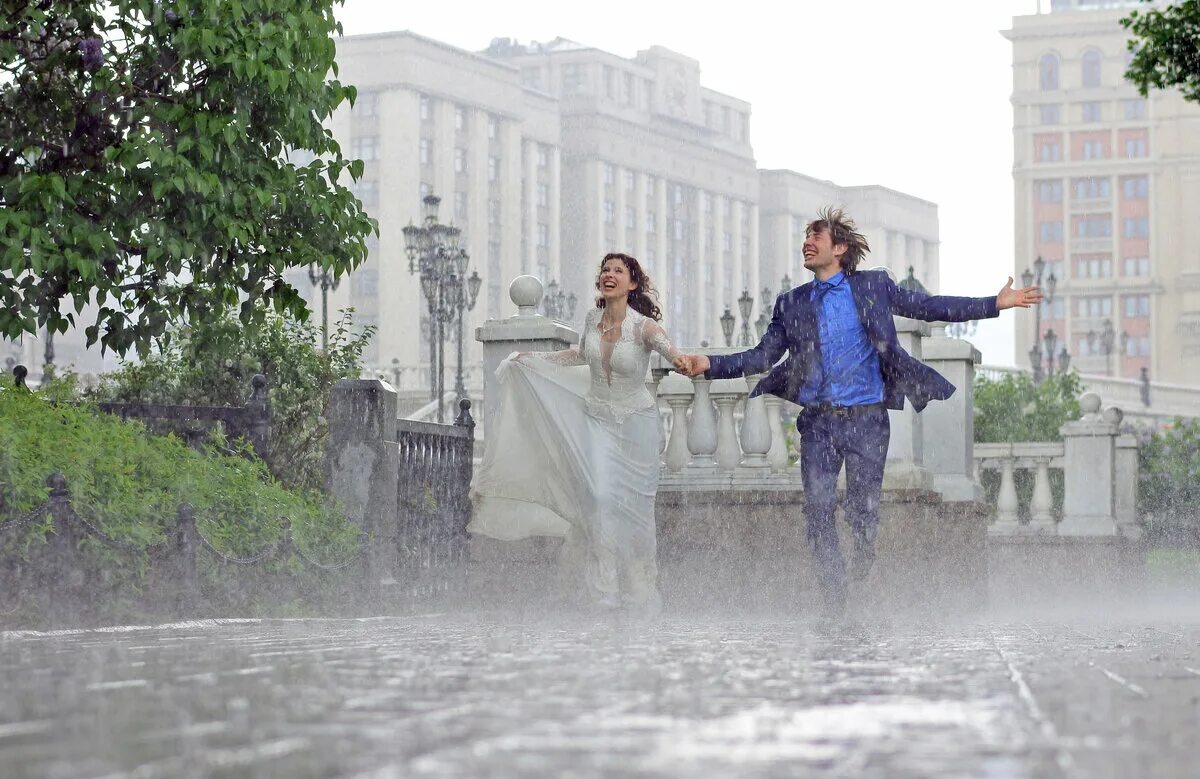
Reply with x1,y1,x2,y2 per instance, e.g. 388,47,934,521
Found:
675,353,710,378
997,276,1044,310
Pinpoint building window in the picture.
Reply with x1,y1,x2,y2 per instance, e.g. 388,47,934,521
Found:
1124,138,1148,158
604,65,616,99
1121,175,1149,199
1123,98,1147,120
603,163,616,186
1038,221,1064,242
1128,336,1151,357
1072,177,1110,200
1124,294,1150,318
1081,49,1102,88
604,200,615,224
537,145,549,168
350,269,378,297
419,95,431,121
488,198,500,225
488,155,499,182
673,218,685,241
1074,254,1112,279
562,63,586,95
1123,217,1150,239
625,206,636,229
1038,141,1062,162
487,114,498,140
1074,215,1112,239
1039,104,1061,125
1041,297,1066,319
357,91,377,117
536,222,549,247
354,180,378,209
1123,256,1150,276
672,184,684,206
1080,102,1102,123
454,106,466,132
625,171,636,193
1076,296,1113,318
1081,140,1105,160
419,181,431,200
723,231,733,251
454,191,467,219
646,211,656,233
537,182,549,208
454,148,466,174
1039,53,1060,90
1036,180,1063,203
624,72,635,106
351,135,378,161
419,138,431,166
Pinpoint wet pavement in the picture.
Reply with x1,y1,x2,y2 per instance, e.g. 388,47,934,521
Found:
1,614,1198,778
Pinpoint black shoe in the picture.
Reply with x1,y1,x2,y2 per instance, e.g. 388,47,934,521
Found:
849,543,876,582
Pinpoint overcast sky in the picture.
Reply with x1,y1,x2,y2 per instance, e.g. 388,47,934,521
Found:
335,0,1043,365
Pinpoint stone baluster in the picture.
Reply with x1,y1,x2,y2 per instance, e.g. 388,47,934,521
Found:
735,375,772,481
648,368,668,454
1029,457,1055,531
659,373,693,474
993,449,1022,533
1058,393,1119,536
712,389,741,473
764,395,789,474
686,378,719,472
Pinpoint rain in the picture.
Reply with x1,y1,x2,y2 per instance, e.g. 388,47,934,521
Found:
3,1,1200,778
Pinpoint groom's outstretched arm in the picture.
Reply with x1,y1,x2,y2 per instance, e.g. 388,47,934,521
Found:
677,298,791,379
890,275,1042,323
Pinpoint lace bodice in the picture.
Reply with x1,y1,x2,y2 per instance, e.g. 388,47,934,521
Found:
529,307,680,422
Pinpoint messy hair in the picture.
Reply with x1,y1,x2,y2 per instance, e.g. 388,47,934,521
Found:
806,205,871,274
594,252,663,322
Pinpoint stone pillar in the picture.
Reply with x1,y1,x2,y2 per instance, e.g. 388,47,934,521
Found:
326,379,399,586
884,318,933,491
922,329,984,502
734,374,773,485
474,276,578,448
1113,414,1141,540
1058,393,1119,536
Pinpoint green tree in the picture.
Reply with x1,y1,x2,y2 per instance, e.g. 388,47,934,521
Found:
1139,417,1200,546
0,0,376,356
1123,0,1200,103
88,305,373,492
973,370,1083,443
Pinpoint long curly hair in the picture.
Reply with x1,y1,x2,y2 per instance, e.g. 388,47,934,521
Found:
594,252,662,322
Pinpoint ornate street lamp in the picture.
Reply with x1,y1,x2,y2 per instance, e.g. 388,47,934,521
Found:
755,287,773,338
779,274,793,296
1023,255,1062,384
391,357,402,389
737,289,754,347
542,278,578,321
1087,318,1128,377
720,306,736,347
307,263,342,351
402,193,480,423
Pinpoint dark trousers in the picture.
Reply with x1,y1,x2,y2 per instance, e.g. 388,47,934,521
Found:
797,403,890,610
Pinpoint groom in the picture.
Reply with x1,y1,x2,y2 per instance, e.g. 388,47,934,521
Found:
676,206,1041,615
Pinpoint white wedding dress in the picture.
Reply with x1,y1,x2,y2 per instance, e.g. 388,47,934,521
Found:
468,306,681,609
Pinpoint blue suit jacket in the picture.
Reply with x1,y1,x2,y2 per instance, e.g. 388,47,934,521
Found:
707,270,999,412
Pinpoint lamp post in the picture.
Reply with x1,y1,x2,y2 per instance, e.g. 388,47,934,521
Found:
542,279,578,321
307,263,341,351
390,357,402,389
1086,318,1128,377
1021,255,1059,384
402,194,479,423
755,286,773,339
737,288,753,347
719,307,735,347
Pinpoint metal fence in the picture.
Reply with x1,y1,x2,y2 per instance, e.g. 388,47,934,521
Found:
394,398,475,599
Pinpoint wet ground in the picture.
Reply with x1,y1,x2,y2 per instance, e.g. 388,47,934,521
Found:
1,614,1198,778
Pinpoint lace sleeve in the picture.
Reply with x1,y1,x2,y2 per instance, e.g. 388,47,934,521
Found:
640,319,682,361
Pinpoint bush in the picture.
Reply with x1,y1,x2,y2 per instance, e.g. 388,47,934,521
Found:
974,370,1083,444
1139,417,1200,547
0,382,360,626
87,307,373,492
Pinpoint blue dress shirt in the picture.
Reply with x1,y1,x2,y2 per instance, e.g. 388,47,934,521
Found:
798,272,885,406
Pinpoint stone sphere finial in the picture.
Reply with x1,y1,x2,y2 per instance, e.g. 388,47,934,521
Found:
1079,391,1102,416
1102,406,1124,426
509,275,544,316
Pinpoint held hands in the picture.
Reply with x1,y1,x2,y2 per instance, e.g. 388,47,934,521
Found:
997,277,1044,310
673,353,710,378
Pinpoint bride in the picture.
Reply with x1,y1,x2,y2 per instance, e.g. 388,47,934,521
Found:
468,252,683,611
